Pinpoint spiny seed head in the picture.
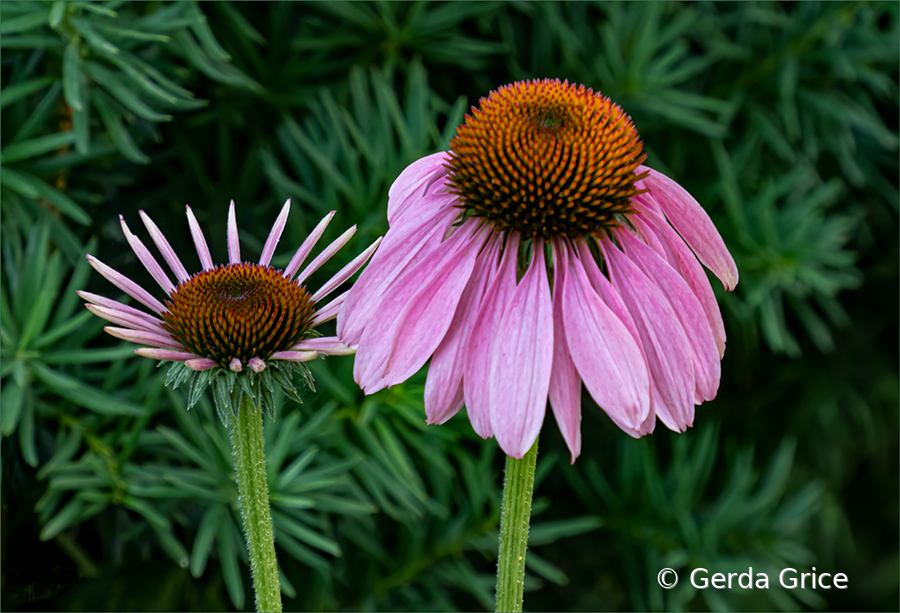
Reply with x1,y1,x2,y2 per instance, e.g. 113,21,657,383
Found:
162,263,315,368
447,79,648,239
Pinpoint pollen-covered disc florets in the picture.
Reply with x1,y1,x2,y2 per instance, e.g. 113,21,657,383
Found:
447,78,648,239
163,263,315,368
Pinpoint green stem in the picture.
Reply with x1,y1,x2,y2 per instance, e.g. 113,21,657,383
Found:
230,392,282,612
495,437,539,613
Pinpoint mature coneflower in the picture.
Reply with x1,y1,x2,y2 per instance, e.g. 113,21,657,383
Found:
338,79,738,462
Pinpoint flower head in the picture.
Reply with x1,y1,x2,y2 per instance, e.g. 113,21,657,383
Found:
338,79,738,461
80,200,379,419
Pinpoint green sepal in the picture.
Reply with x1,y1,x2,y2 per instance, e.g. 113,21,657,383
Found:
166,361,192,389
187,368,214,409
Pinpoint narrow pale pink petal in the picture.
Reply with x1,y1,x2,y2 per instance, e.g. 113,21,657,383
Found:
186,358,219,371
135,348,203,361
618,229,720,403
86,255,166,314
635,209,727,357
283,211,335,279
354,222,482,393
294,225,356,286
311,291,346,326
78,291,165,330
270,350,318,362
562,244,649,431
139,211,190,283
463,233,520,439
548,241,583,463
424,234,500,426
119,216,176,294
291,337,354,356
601,240,695,432
229,358,242,372
259,199,291,267
227,200,241,264
85,304,165,334
248,357,266,373
388,151,452,225
338,207,457,347
104,326,184,350
489,240,554,459
636,166,739,290
185,205,214,271
311,237,382,303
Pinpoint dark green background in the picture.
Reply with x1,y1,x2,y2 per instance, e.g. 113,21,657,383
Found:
1,2,897,611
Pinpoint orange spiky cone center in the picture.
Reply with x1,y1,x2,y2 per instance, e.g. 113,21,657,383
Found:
162,263,315,367
447,79,648,239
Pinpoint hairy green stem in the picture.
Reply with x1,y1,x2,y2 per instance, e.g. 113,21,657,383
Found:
495,437,539,613
230,392,282,612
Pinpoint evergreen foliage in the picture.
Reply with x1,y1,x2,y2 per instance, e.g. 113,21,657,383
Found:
1,2,896,611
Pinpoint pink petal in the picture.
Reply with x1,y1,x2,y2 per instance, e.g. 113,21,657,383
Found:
388,151,452,225
294,225,356,286
229,358,242,372
338,207,456,347
548,241,583,463
463,233,520,439
227,200,241,264
248,357,266,373
635,209,727,358
139,211,190,283
488,240,554,459
284,211,336,279
186,358,219,371
618,229,721,403
185,205,214,271
135,348,203,362
635,166,738,290
259,199,291,267
119,215,175,295
562,242,650,431
601,240,695,432
354,222,482,393
78,291,165,330
104,326,183,350
85,303,165,334
311,237,382,303
424,234,501,426
86,255,166,314
270,350,318,362
311,291,346,326
291,337,353,356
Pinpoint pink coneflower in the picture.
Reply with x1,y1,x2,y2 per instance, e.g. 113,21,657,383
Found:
80,200,378,376
338,79,738,461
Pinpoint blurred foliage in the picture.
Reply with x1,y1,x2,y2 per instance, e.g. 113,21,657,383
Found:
1,1,897,612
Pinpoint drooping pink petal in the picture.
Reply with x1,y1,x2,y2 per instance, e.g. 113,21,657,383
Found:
85,303,165,334
488,240,554,459
354,222,483,393
601,239,695,432
463,233,520,439
283,211,336,279
388,151,452,225
77,291,165,330
311,237,382,303
135,348,203,362
311,291,346,326
634,209,727,358
295,226,356,286
618,229,720,403
548,241,583,463
635,166,738,290
424,234,500,426
139,211,190,283
259,199,291,267
291,337,354,356
248,357,266,373
338,207,457,347
227,200,241,264
229,358,243,372
562,242,650,431
186,358,219,371
86,255,166,314
185,205,214,271
104,326,184,350
270,350,318,362
119,216,176,295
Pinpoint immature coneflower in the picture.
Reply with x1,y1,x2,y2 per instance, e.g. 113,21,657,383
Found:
338,79,738,462
80,200,378,419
